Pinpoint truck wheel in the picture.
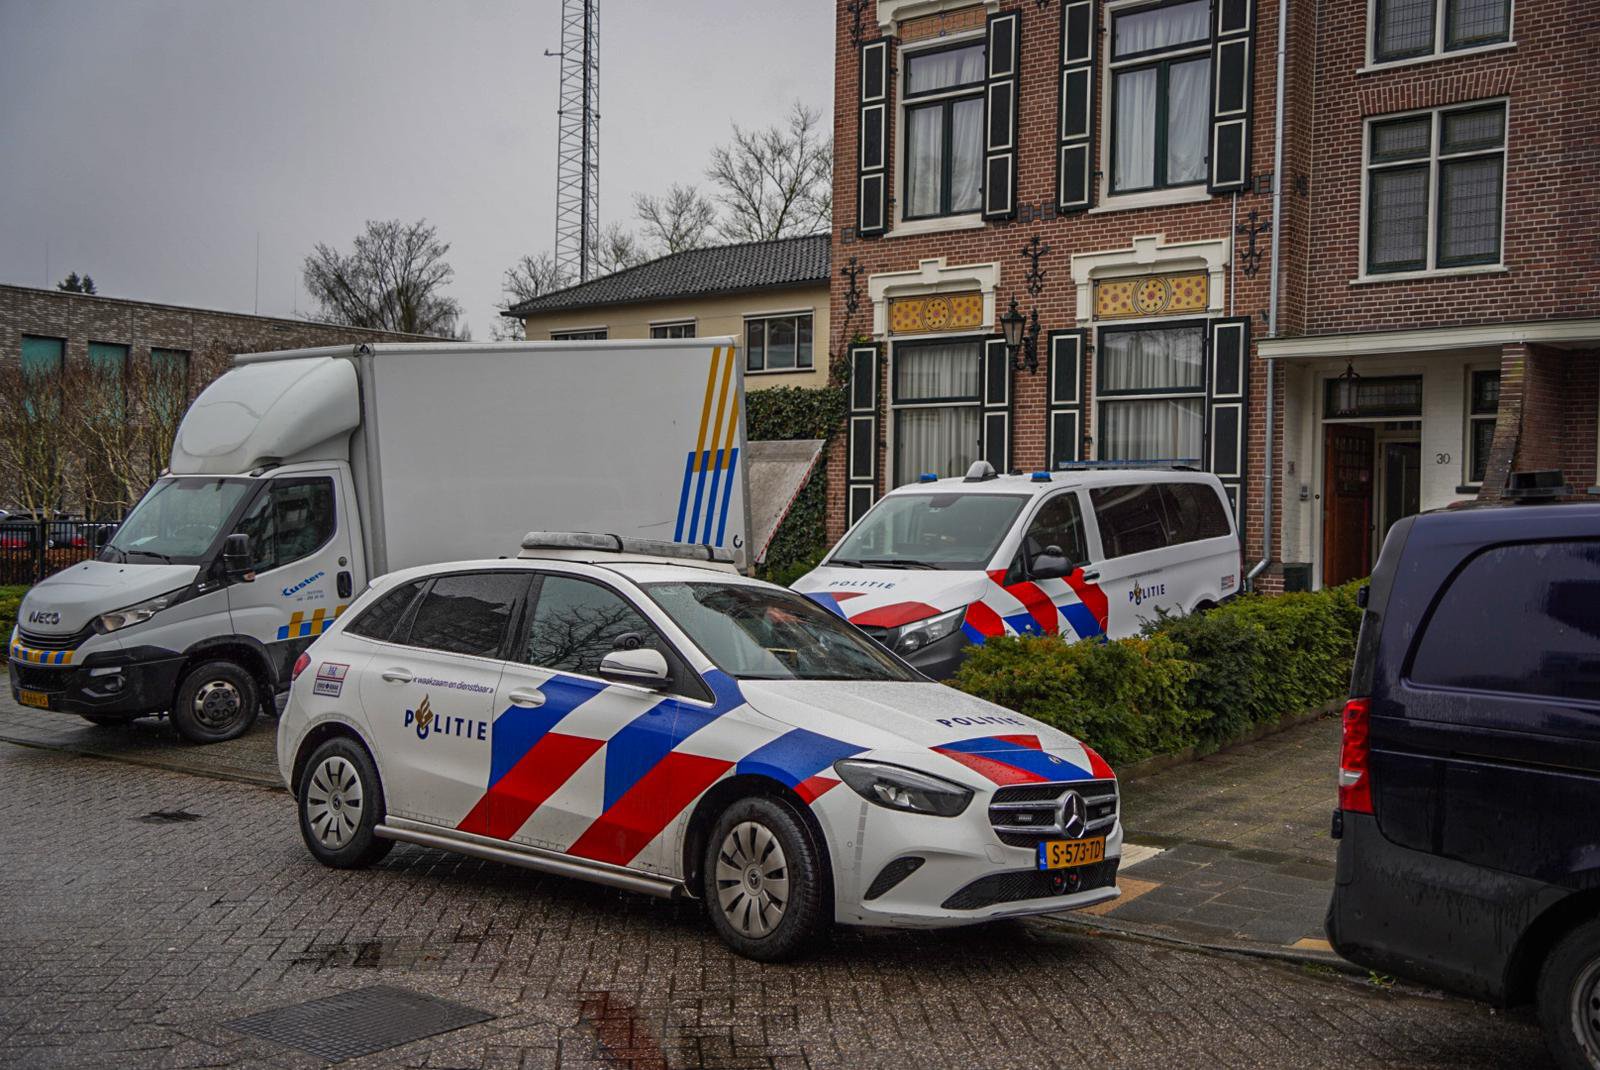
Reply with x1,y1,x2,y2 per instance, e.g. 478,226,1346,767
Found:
702,795,827,962
170,660,260,743
297,737,392,869
1538,917,1600,1070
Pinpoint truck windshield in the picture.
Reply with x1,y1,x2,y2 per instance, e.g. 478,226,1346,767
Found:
643,582,919,682
102,478,254,565
828,493,1028,571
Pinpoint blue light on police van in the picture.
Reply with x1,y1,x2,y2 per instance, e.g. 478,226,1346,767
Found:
919,472,938,482
1031,471,1052,482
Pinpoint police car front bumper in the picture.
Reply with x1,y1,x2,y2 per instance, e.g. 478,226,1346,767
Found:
9,645,186,718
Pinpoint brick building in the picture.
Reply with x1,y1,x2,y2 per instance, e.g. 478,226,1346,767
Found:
825,0,1598,590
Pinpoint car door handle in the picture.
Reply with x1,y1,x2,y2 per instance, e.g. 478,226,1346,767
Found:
506,688,545,707
380,668,414,684
1080,569,1101,581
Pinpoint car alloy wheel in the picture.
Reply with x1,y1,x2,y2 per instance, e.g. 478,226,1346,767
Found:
304,754,364,851
715,820,790,938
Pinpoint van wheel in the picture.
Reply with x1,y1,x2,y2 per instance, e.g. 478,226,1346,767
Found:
1537,917,1600,1070
702,796,826,962
297,737,392,868
171,660,260,743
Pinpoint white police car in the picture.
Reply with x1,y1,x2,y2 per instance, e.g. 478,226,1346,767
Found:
277,532,1121,960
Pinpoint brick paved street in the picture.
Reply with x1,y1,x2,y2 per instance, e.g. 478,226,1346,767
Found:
0,741,1553,1069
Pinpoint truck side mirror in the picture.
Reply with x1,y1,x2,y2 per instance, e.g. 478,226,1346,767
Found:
223,533,255,581
1029,544,1072,580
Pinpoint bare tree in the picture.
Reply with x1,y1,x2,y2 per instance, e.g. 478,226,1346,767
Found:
594,222,650,276
707,101,832,242
0,361,69,517
302,218,466,337
634,184,718,254
491,252,573,340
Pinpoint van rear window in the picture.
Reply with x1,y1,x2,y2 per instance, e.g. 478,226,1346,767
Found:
1089,481,1230,559
1409,540,1600,702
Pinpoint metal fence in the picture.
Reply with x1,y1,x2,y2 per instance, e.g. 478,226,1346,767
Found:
0,518,121,586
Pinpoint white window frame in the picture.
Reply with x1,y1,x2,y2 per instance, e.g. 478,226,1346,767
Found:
892,28,987,235
549,326,608,341
743,309,816,375
648,319,696,339
1363,0,1514,71
1092,320,1209,465
1462,363,1500,488
1357,97,1509,283
888,334,986,486
1097,0,1214,211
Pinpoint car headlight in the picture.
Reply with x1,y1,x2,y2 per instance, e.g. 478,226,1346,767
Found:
94,586,191,634
833,759,973,817
890,605,966,656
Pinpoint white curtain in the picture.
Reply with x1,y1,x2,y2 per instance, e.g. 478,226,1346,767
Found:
1166,58,1211,184
1370,167,1429,269
1100,327,1204,392
1114,68,1157,191
1113,0,1209,56
1100,398,1204,463
1439,157,1502,263
906,105,943,216
896,341,981,400
950,97,984,213
906,43,985,94
896,407,982,485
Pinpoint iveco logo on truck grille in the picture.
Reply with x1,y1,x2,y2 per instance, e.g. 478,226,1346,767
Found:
26,610,60,626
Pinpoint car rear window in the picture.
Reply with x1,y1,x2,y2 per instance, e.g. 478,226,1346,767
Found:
1090,483,1170,557
1159,482,1232,543
403,572,527,659
344,579,426,642
1409,539,1600,702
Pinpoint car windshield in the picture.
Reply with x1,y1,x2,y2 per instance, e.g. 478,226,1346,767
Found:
828,493,1028,570
643,581,919,682
102,477,253,564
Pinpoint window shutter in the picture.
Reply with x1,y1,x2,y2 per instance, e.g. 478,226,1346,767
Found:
1208,0,1255,194
981,339,1012,472
1056,1,1095,212
1047,330,1086,468
982,11,1021,220
1205,317,1251,521
847,344,881,525
858,38,891,236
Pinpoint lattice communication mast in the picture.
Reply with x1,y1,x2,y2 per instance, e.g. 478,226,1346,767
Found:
552,0,599,283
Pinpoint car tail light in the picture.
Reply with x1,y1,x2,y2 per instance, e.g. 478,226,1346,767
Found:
1337,698,1373,814
291,652,311,682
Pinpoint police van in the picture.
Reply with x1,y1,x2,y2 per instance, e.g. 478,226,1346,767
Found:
277,532,1123,961
793,463,1241,679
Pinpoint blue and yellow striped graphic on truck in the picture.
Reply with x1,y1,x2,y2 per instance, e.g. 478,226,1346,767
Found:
8,637,74,665
673,345,741,547
277,604,348,641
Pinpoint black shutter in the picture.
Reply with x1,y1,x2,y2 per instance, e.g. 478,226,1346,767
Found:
858,39,891,236
847,344,881,525
1208,0,1255,193
1047,330,1086,468
1206,317,1251,521
981,339,1012,473
982,11,1021,220
1056,0,1095,212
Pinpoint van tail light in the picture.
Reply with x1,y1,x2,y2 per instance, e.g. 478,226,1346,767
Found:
291,652,311,682
1337,698,1374,814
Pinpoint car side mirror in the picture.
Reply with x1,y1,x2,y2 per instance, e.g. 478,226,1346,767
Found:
598,648,670,690
1030,544,1072,580
223,533,255,581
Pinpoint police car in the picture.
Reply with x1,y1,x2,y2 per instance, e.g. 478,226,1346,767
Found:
278,532,1122,960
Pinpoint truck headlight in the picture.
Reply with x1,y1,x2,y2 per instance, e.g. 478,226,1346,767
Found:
94,587,191,634
891,605,965,656
833,759,973,817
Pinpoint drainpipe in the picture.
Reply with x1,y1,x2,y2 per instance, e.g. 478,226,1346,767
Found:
1246,0,1290,590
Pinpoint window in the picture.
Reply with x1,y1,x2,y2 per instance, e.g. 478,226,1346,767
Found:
892,339,982,485
88,342,130,416
1097,324,1205,463
1021,494,1089,567
745,313,813,372
20,335,64,377
650,321,696,339
1366,102,1506,274
521,574,667,677
346,579,427,642
1158,482,1233,543
1466,368,1500,484
149,348,190,413
1372,0,1511,64
1090,483,1172,558
406,572,526,659
232,478,337,573
1322,375,1423,419
1409,540,1600,702
831,492,1028,571
551,328,607,341
1109,0,1211,194
902,40,986,219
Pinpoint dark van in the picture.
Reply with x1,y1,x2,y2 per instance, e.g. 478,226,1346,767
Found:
1326,497,1600,1069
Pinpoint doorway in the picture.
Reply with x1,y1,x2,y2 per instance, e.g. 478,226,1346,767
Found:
1322,424,1374,587
1377,440,1421,560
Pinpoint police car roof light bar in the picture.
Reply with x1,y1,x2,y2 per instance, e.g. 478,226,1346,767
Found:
519,530,736,564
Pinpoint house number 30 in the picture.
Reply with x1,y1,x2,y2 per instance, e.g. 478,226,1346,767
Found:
1435,452,1451,465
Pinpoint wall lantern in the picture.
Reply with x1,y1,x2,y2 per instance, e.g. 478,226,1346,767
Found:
1001,296,1040,375
1333,361,1362,417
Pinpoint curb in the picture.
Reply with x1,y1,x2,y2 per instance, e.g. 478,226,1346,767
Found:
1115,700,1341,783
1032,911,1365,976
0,732,285,791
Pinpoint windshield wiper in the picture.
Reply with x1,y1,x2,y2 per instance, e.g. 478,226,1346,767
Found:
123,549,172,564
826,558,864,568
856,557,941,570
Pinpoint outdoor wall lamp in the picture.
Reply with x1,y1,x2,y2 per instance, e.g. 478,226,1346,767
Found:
1001,296,1041,375
1333,360,1362,417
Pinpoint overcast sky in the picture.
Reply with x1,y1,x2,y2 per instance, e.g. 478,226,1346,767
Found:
0,0,834,336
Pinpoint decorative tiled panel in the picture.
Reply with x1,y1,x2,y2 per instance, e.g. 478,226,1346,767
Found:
1094,272,1209,320
899,6,987,42
888,291,985,334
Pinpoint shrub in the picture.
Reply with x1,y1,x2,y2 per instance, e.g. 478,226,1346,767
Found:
0,585,25,639
953,581,1364,766
747,384,848,582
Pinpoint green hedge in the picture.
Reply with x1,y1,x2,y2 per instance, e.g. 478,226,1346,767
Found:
952,582,1363,767
0,585,25,640
746,385,848,583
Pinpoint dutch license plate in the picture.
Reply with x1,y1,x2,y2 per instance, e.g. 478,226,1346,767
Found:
18,689,51,710
1037,836,1106,871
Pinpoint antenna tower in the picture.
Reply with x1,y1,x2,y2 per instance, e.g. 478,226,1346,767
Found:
552,0,599,282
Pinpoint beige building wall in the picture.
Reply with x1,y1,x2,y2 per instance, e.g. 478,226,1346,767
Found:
518,283,830,389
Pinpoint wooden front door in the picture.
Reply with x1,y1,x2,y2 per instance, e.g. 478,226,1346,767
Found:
1323,424,1375,587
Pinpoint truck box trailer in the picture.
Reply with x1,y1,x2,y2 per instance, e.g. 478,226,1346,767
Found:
8,339,748,742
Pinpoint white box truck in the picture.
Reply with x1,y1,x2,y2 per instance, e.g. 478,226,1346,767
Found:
8,339,749,742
